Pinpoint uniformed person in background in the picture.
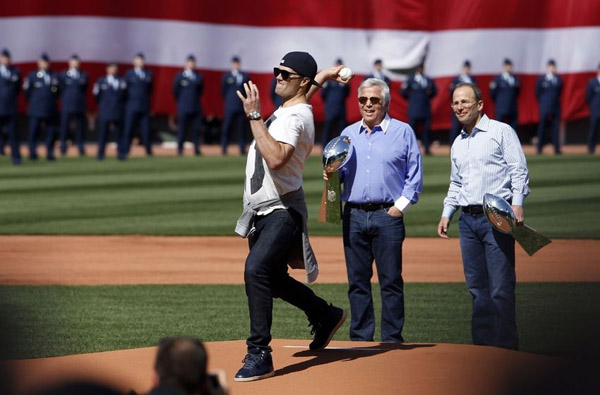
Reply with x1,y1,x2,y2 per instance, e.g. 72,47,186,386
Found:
24,52,60,161
0,48,22,164
535,59,562,155
490,58,520,132
221,56,249,155
401,63,437,155
586,63,600,154
449,60,477,143
93,62,127,160
123,52,153,157
173,54,204,156
364,59,391,86
320,58,350,147
59,54,88,156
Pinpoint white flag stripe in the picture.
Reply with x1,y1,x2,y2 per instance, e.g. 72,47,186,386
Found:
2,16,599,79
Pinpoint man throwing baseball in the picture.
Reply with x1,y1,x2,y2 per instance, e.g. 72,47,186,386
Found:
233,51,350,382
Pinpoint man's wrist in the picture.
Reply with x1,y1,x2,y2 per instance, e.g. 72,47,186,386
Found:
247,110,261,121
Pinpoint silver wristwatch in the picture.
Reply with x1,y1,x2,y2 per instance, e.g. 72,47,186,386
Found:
247,110,261,121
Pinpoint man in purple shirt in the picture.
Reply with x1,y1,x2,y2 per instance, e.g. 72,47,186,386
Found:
327,78,423,342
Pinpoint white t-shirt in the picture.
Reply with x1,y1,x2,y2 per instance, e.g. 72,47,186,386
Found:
244,103,315,213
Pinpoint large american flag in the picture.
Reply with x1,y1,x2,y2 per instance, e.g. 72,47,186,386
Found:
1,0,599,129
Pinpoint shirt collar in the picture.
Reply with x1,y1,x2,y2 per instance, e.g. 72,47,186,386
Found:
359,113,391,134
460,114,490,137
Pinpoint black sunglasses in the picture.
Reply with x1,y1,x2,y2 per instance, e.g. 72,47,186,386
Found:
273,67,302,80
358,96,382,105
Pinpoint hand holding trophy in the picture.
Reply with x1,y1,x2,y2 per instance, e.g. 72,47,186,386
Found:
318,136,352,224
483,193,551,256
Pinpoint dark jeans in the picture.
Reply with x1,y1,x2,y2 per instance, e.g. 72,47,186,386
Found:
245,208,330,351
458,212,518,350
537,111,561,154
0,115,21,162
59,111,86,155
342,204,405,342
409,115,432,154
221,111,247,155
177,111,202,155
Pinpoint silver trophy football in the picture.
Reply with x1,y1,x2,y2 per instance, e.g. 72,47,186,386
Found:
483,193,551,256
319,136,352,224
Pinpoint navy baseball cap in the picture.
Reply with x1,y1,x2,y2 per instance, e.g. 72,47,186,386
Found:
186,54,196,62
503,58,513,65
279,51,320,87
39,52,50,62
1,48,10,58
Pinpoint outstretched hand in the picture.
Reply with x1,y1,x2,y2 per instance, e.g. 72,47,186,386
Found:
236,81,260,115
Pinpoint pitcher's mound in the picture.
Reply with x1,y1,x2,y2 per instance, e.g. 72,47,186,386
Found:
10,339,567,395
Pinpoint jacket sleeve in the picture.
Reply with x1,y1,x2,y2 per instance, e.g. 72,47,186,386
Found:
535,77,542,100
428,79,437,98
172,74,180,100
400,79,410,99
586,80,593,105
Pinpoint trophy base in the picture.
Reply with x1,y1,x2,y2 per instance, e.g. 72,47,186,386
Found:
513,224,552,256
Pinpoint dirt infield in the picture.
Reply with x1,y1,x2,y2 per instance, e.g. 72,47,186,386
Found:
9,339,568,395
1,236,599,285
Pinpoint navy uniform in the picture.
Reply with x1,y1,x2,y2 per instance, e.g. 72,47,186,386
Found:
364,59,391,86
401,66,437,154
586,64,600,154
270,77,282,110
490,58,520,132
221,56,249,155
24,53,59,160
449,60,477,143
0,48,22,164
320,59,350,147
173,55,204,155
93,63,127,160
123,52,153,156
535,59,562,154
59,54,88,156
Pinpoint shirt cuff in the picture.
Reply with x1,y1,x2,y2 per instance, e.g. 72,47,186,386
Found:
394,196,412,214
512,193,525,206
442,205,457,220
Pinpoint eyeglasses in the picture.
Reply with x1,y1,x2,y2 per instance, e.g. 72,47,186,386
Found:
358,96,382,105
273,67,302,81
450,100,478,109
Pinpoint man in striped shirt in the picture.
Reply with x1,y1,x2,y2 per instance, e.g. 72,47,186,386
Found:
437,82,530,350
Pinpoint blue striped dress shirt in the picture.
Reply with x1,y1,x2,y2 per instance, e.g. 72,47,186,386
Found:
442,114,530,219
340,113,423,213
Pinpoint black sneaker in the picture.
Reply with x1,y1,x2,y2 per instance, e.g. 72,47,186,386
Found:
309,305,347,351
234,348,274,382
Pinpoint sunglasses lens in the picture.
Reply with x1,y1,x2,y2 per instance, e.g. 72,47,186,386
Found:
274,68,290,80
359,97,381,105
371,97,380,105
358,97,368,104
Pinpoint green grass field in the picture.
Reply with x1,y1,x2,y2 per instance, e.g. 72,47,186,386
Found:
0,153,599,237
2,283,599,359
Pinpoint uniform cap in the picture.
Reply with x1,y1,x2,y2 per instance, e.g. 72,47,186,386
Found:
39,52,50,62
1,48,11,58
463,60,471,68
547,59,556,66
135,52,145,59
186,54,196,62
503,58,513,66
335,58,343,66
231,56,241,63
70,53,80,60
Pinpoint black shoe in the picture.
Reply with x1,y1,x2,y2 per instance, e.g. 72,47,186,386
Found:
234,348,274,382
309,305,347,351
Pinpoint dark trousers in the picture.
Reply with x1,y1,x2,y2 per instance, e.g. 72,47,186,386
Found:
409,115,432,154
537,111,561,154
458,212,518,350
245,208,330,350
221,111,247,155
28,116,56,160
177,111,202,155
97,119,124,159
321,114,347,147
449,113,461,145
588,115,600,154
0,115,21,163
124,110,152,156
59,111,86,155
496,112,518,134
342,205,405,342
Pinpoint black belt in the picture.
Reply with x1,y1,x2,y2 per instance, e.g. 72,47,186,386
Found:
461,205,484,215
347,202,394,211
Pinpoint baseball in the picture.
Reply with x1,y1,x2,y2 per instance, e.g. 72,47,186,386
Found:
339,67,353,81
